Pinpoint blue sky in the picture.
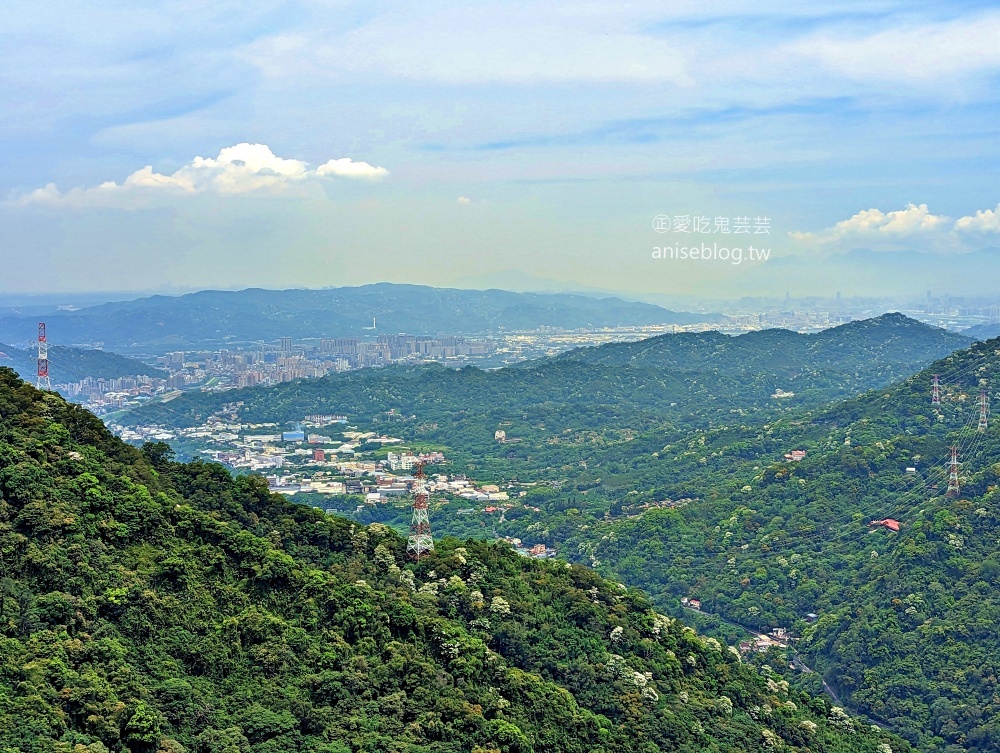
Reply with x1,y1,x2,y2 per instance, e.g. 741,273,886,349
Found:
2,0,1000,301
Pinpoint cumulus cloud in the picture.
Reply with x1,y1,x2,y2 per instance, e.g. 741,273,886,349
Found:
15,143,388,206
954,204,1000,233
791,203,950,244
791,202,1000,250
456,196,472,205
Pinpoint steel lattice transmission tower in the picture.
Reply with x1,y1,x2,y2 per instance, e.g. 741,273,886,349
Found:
931,374,941,406
36,322,50,390
946,446,961,497
979,388,989,433
407,462,434,560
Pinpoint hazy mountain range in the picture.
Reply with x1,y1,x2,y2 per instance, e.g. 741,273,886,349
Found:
0,284,718,351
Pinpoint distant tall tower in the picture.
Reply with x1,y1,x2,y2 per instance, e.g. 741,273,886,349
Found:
280,336,293,354
946,446,961,497
931,374,941,406
979,388,989,433
36,322,50,390
406,463,434,560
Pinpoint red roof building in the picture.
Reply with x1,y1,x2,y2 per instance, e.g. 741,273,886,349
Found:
869,518,901,532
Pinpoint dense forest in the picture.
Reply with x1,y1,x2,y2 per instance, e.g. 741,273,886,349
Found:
0,368,904,752
357,338,1000,751
556,338,1000,751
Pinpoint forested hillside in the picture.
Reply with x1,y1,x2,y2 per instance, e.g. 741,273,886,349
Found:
264,330,1000,751
537,338,1000,751
0,344,164,385
960,322,1000,341
555,314,970,402
113,317,1000,750
0,368,901,752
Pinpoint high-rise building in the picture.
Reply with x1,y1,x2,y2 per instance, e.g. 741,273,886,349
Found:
280,337,293,354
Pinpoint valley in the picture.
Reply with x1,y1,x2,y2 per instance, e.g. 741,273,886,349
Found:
112,313,1000,750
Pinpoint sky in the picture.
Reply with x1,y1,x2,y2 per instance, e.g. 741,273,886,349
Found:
2,0,1000,303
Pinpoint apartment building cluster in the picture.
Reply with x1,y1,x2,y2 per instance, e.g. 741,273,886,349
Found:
162,349,340,390
58,374,171,415
315,335,497,367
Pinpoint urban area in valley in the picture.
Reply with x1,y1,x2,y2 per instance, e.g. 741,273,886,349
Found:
19,291,1000,418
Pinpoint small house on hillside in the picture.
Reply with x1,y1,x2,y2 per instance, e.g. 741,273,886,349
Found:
869,518,901,532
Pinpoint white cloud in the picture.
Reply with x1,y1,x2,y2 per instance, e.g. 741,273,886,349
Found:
244,4,690,85
315,157,389,180
785,14,1000,84
456,196,472,205
954,204,1000,233
792,202,1000,252
238,4,1000,101
791,203,951,244
15,143,388,207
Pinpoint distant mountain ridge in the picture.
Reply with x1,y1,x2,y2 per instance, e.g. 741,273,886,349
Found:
0,284,718,350
963,322,1000,340
556,312,971,375
0,342,164,384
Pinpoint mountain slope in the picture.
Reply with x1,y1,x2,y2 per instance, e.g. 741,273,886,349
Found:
551,337,1000,750
0,284,716,349
963,322,1000,341
555,313,971,400
0,343,165,384
0,368,899,753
